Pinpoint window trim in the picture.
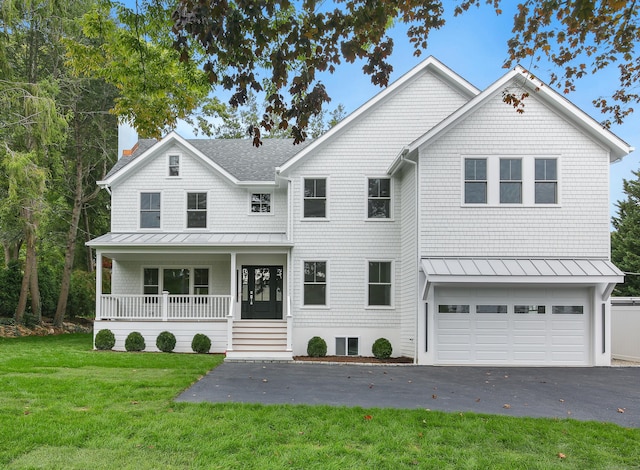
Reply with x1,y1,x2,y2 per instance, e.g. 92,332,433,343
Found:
301,260,329,308
185,191,208,229
141,266,211,295
248,191,274,216
365,176,393,221
302,176,329,220
366,260,394,309
461,155,560,207
167,153,182,178
139,190,162,230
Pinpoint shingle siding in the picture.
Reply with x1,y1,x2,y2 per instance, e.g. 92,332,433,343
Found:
110,144,287,233
289,70,469,340
418,91,611,258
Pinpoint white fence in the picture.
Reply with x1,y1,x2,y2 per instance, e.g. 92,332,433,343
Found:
611,297,640,362
98,293,232,321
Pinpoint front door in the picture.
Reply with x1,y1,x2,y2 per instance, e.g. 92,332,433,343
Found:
241,266,283,319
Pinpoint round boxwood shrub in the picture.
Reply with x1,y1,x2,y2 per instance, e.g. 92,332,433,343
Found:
307,336,327,357
156,331,176,353
372,337,393,359
125,331,146,352
191,333,211,354
94,329,115,350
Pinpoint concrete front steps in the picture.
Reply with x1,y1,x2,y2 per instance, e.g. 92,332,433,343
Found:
225,320,293,362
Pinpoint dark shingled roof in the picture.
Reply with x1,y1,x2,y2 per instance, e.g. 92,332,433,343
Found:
105,138,311,182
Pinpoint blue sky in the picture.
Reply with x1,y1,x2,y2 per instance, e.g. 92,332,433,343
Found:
118,3,639,220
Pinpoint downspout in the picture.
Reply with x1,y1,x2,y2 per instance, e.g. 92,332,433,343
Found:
401,153,420,365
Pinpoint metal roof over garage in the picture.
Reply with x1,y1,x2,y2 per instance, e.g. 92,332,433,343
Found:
422,258,623,279
421,258,624,298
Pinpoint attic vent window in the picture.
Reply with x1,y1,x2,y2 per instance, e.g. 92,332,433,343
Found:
168,155,180,177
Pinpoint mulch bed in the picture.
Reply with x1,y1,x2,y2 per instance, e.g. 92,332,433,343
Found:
294,355,414,364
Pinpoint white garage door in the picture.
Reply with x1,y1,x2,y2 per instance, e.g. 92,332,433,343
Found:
435,287,590,365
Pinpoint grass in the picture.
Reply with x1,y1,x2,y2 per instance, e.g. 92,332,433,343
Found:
1,335,639,469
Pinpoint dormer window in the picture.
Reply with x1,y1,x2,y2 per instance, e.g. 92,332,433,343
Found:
168,154,180,177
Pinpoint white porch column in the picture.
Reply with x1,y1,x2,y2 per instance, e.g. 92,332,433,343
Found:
286,250,293,351
227,252,237,352
162,291,169,321
95,250,103,320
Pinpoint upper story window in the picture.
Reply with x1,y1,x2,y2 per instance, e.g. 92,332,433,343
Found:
251,193,272,214
500,159,522,204
368,261,392,306
303,178,326,218
140,192,161,228
367,178,391,218
168,154,180,177
464,158,487,204
463,156,559,206
303,261,326,305
187,192,207,228
535,158,557,204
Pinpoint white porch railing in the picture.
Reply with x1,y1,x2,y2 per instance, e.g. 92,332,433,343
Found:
98,293,232,321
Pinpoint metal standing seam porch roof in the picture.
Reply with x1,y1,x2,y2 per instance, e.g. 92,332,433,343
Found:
421,258,624,295
87,232,293,248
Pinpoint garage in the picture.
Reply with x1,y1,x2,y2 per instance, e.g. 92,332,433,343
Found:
420,258,624,366
435,286,590,365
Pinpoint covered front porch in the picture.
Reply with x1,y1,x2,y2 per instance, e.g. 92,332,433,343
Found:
88,232,294,359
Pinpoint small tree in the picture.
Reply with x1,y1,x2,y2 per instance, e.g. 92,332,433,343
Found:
612,169,640,296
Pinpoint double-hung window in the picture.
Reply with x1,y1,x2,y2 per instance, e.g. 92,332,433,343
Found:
535,158,557,204
500,159,522,203
140,192,161,228
367,178,391,218
168,154,180,177
464,159,487,203
303,261,326,305
368,261,392,306
187,192,207,228
143,268,159,295
303,178,326,218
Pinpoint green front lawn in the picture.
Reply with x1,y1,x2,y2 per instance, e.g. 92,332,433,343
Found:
0,334,638,469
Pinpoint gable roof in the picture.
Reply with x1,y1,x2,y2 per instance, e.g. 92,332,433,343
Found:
389,66,632,173
276,56,480,175
100,132,310,186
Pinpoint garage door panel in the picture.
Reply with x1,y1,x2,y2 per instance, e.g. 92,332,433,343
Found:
512,335,546,345
438,334,471,345
476,335,509,344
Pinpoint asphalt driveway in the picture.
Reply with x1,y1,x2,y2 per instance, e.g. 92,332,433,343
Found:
176,362,640,427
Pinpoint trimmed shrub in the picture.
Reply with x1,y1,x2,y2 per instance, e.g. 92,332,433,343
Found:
95,329,116,350
372,337,392,359
307,336,327,357
191,333,211,354
125,331,146,352
156,331,176,352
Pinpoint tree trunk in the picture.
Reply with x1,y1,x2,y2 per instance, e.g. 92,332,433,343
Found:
15,222,34,323
54,153,84,327
29,240,41,322
84,205,95,273
3,240,22,267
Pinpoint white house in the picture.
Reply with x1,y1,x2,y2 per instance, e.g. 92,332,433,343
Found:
88,57,631,366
